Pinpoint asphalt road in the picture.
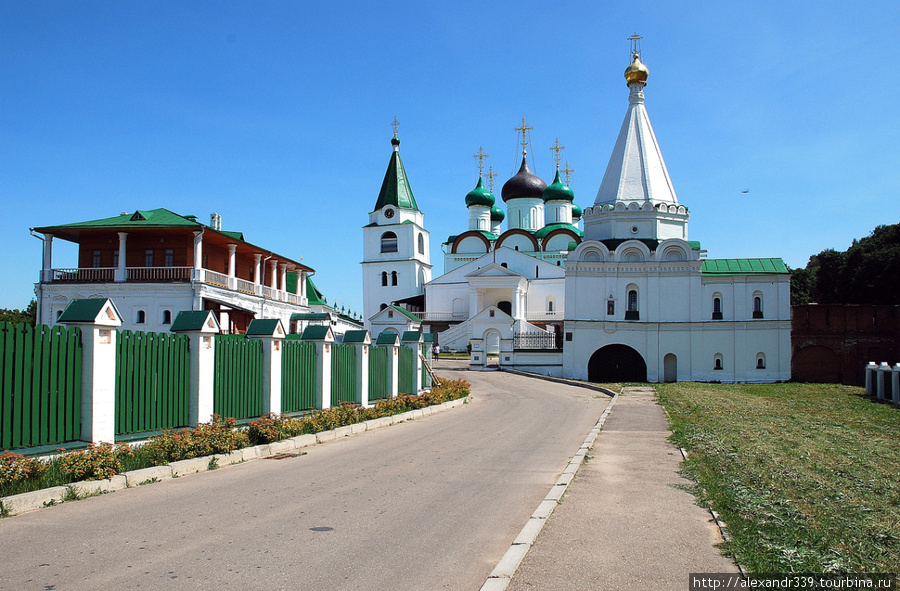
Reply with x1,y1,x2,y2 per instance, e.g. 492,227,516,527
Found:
0,362,609,591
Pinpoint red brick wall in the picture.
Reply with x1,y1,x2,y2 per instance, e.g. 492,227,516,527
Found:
792,304,900,385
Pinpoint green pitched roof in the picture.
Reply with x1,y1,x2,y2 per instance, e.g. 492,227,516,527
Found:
290,312,330,321
58,298,116,323
170,310,219,332
401,331,423,342
301,325,332,340
373,140,420,212
245,319,283,336
306,276,327,306
423,333,434,343
391,306,422,322
375,332,400,345
38,208,202,231
342,330,370,343
702,258,789,275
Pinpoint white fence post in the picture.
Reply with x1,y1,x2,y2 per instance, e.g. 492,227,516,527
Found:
877,362,890,400
865,362,877,396
246,319,286,416
170,311,220,425
302,325,334,410
58,298,122,444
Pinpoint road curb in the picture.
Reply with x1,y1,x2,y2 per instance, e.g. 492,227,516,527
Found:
479,391,619,591
0,395,469,518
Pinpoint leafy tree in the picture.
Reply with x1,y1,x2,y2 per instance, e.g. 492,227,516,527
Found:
793,224,900,305
0,300,37,325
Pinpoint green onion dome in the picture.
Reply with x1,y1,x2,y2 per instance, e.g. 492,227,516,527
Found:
571,202,583,219
501,156,547,202
390,136,401,147
490,204,505,222
465,175,495,207
542,167,574,203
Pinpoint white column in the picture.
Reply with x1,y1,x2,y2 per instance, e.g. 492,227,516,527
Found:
78,326,118,443
269,260,278,289
279,263,288,293
227,244,237,290
470,289,479,317
512,288,522,320
192,230,203,283
300,271,307,299
41,233,54,283
184,331,216,424
116,232,128,282
254,254,262,284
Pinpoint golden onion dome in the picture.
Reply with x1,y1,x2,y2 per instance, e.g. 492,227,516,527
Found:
624,53,649,84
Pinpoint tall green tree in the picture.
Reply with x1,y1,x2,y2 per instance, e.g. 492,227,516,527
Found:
0,299,37,325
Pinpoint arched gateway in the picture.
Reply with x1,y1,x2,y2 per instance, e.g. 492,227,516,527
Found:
588,345,647,383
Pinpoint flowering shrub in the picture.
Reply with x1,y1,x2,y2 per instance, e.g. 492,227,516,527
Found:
56,443,131,481
0,451,48,487
139,415,250,463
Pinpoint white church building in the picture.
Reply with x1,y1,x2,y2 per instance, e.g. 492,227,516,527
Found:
362,48,790,383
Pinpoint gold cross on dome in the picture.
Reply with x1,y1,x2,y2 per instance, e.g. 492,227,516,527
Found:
486,166,498,192
563,161,575,186
514,117,533,156
628,33,643,59
473,146,489,175
549,138,566,167
391,116,400,138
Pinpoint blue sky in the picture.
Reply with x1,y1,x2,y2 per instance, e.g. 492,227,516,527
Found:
2,1,898,314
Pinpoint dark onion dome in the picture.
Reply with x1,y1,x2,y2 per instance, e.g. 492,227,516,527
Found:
571,202,583,219
490,204,505,222
501,156,547,202
465,175,495,207
624,53,649,84
391,136,400,147
542,167,574,203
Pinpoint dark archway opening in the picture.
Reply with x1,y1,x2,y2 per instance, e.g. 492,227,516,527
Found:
497,301,512,316
588,344,647,383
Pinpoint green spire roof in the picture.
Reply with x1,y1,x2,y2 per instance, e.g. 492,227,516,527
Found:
542,168,575,203
465,175,495,207
373,137,420,212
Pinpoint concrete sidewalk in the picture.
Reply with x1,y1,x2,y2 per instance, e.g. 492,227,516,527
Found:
505,386,739,591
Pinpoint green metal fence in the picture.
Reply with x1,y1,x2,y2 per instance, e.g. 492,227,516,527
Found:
368,345,389,401
398,346,417,395
331,343,357,405
214,334,263,420
115,330,190,435
0,322,82,449
282,340,316,412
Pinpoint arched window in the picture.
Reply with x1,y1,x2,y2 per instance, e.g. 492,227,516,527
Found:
753,293,764,319
756,353,766,369
391,271,398,286
548,300,554,312
381,272,388,287
379,303,387,311
501,262,508,268
381,232,398,253
162,310,172,325
136,310,146,324
625,288,639,320
418,233,425,254
714,354,723,370
712,295,723,320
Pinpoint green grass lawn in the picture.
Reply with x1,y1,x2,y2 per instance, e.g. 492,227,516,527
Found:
656,382,900,573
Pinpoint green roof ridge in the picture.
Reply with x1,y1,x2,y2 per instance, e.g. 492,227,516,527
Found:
701,258,789,275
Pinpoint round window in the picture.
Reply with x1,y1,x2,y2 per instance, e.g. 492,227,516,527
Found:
384,208,395,219
630,225,638,234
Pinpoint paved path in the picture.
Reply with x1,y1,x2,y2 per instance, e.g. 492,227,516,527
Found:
506,386,739,591
0,361,608,591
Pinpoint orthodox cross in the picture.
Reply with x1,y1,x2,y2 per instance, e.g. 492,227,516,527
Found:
473,146,489,175
549,138,566,167
391,116,400,138
486,166,498,192
628,33,643,59
514,117,533,156
563,161,575,186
